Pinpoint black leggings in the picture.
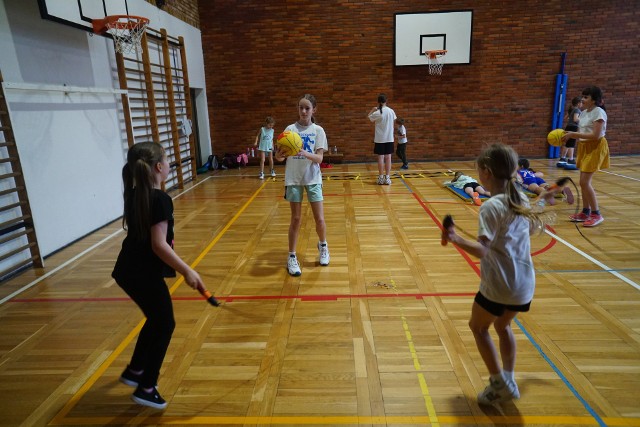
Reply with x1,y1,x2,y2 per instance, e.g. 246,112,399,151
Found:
396,143,407,165
117,276,175,388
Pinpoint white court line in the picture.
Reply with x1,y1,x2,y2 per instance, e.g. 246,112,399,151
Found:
544,229,640,292
600,170,640,182
0,177,212,306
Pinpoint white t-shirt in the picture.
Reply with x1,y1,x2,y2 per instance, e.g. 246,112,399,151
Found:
397,125,407,144
450,174,476,189
368,106,396,143
283,122,328,186
578,107,607,141
477,193,535,306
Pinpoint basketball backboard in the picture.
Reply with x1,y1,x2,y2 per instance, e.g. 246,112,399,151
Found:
394,10,473,66
37,0,137,35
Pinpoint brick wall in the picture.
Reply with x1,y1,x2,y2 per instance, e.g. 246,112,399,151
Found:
146,0,200,29
199,1,640,162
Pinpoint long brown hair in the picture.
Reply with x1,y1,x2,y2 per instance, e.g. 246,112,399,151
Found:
300,93,317,123
121,142,165,241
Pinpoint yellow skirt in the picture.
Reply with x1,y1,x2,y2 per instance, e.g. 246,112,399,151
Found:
576,137,610,173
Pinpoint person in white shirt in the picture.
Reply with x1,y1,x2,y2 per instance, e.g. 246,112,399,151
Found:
395,118,409,170
442,143,548,406
368,93,396,185
562,86,609,227
275,94,329,276
253,116,276,179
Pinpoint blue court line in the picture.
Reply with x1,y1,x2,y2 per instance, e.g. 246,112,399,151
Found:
399,176,414,192
514,318,607,427
536,268,640,273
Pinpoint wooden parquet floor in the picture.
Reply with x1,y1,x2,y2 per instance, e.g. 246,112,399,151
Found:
1,157,639,426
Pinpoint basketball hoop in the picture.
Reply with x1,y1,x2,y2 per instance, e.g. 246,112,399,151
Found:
92,15,149,55
425,50,447,76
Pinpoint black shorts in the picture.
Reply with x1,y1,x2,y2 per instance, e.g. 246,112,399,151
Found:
463,182,480,191
474,292,531,317
564,124,578,148
374,142,394,155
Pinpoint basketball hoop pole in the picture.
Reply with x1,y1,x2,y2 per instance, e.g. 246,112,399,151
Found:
549,52,568,158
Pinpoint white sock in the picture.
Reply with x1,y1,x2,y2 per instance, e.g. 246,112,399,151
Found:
490,372,505,385
503,370,515,382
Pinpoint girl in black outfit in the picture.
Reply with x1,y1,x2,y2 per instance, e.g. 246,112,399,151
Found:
112,142,206,409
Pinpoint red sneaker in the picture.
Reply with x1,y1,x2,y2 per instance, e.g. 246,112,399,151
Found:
583,214,604,227
472,192,482,206
569,212,589,222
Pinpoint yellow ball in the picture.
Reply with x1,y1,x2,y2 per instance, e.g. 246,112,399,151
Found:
276,131,303,157
547,128,565,147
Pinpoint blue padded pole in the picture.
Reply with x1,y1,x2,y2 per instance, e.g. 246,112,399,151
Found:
549,53,568,158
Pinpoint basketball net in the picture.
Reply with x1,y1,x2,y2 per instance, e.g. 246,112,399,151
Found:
425,50,447,76
97,15,149,55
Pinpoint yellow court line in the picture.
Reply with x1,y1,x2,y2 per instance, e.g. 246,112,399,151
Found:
49,181,269,425
389,278,440,427
49,415,640,426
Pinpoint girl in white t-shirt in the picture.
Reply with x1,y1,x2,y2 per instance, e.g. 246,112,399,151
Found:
562,86,609,227
253,116,276,179
368,93,396,185
442,143,547,406
275,94,329,277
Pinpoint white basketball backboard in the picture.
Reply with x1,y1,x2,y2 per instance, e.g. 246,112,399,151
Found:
37,0,138,34
395,10,473,66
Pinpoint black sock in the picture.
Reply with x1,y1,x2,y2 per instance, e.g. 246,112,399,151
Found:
592,210,600,216
582,208,591,216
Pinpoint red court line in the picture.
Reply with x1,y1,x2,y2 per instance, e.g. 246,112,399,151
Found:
9,292,477,304
413,194,558,260
531,225,557,256
413,193,481,275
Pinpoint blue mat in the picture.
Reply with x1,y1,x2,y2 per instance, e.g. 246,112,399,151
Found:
444,184,490,203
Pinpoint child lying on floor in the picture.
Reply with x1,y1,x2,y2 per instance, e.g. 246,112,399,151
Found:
449,171,491,206
517,159,574,205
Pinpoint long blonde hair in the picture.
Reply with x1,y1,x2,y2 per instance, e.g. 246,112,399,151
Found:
476,144,548,231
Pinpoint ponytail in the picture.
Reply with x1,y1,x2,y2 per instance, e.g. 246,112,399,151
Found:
121,142,165,241
377,93,387,114
477,144,549,233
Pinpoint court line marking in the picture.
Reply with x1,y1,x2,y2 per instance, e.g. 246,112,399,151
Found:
10,291,478,303
387,277,440,427
515,318,607,427
48,414,640,425
0,177,213,307
49,180,268,424
600,169,640,182
544,229,640,291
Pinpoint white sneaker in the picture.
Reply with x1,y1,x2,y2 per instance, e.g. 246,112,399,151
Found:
377,175,384,185
271,169,276,177
287,255,301,276
384,175,391,185
477,378,518,405
259,172,264,179
318,243,330,266
508,379,520,399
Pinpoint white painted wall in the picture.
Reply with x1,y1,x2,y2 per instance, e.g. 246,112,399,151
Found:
0,0,211,260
